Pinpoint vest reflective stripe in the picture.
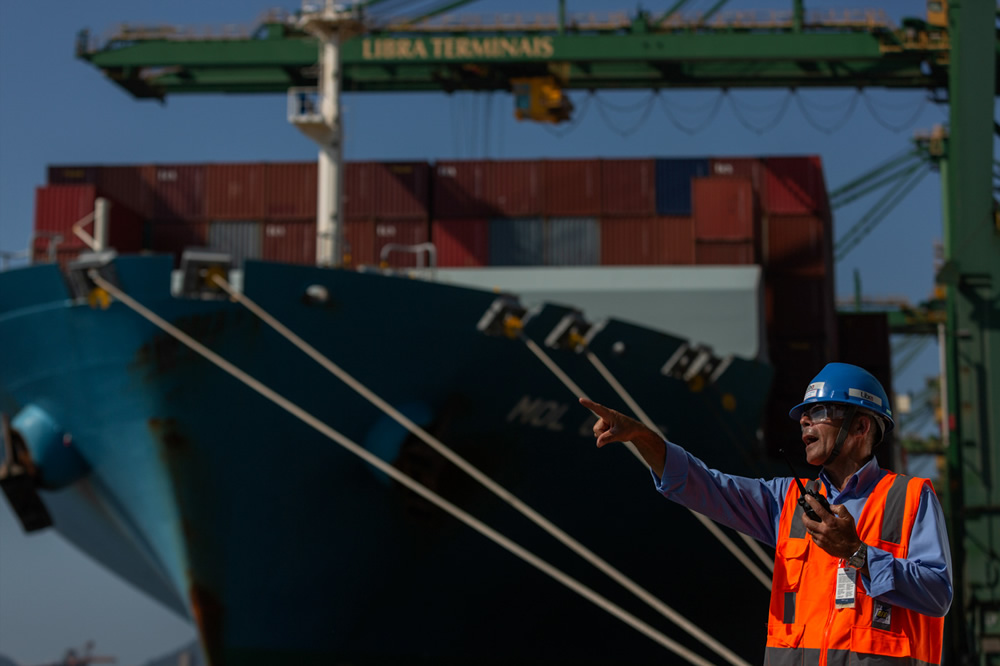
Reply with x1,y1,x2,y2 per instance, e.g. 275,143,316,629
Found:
881,474,911,544
783,591,796,624
764,647,940,666
764,472,944,665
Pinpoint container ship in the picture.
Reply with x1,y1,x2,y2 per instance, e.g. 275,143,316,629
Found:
0,155,894,664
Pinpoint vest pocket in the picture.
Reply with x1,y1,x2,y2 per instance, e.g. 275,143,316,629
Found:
778,538,809,588
767,622,805,648
850,625,913,658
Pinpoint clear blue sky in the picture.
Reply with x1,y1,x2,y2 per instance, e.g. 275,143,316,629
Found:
0,1,951,663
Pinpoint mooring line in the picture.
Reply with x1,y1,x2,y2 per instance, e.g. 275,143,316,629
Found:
520,335,773,590
206,274,748,666
89,271,724,666
585,350,775,578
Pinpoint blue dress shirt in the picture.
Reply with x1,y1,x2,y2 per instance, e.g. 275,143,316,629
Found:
653,440,953,617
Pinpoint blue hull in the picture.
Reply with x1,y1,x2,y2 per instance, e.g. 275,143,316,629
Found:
0,255,775,664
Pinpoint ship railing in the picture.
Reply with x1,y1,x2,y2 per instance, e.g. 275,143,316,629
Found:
0,248,30,272
378,242,437,278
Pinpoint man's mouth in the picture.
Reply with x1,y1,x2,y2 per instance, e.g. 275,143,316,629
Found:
802,432,819,446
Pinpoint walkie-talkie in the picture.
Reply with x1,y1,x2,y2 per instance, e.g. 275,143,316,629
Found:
779,449,831,521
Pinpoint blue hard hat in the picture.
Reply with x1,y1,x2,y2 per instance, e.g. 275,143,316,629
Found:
788,362,894,432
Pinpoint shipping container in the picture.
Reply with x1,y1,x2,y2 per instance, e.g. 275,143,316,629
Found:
47,165,97,185
34,185,143,254
205,164,267,220
600,159,656,217
764,275,835,338
837,312,892,370
147,221,209,267
432,219,490,267
543,160,601,217
433,161,490,218
262,220,316,265
489,218,544,266
708,157,762,189
97,166,146,217
345,162,430,219
546,217,600,266
695,240,756,265
373,218,431,268
762,156,829,215
763,214,831,276
343,218,376,267
692,177,756,241
655,158,709,216
264,162,317,219
141,164,206,220
600,216,694,265
208,221,262,268
34,185,98,248
488,160,543,217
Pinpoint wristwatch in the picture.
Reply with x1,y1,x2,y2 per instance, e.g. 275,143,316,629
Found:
847,542,868,570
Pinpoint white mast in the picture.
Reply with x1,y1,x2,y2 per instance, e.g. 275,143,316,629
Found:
290,1,363,267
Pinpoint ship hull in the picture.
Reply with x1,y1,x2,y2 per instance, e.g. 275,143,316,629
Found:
0,256,776,664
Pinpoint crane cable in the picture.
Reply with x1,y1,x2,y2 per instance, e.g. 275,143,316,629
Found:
207,273,750,666
519,334,773,587
87,270,731,666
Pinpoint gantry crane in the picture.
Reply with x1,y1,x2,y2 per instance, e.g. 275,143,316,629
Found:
75,1,998,661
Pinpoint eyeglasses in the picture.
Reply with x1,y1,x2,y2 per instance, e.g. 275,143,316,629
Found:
801,403,849,424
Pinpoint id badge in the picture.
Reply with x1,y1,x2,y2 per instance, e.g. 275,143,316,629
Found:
835,565,857,609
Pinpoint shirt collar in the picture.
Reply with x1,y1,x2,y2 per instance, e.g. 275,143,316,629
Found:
819,456,882,501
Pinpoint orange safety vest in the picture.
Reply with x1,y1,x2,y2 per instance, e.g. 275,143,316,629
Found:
765,471,944,666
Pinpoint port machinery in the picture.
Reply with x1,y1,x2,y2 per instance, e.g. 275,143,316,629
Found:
69,0,1000,660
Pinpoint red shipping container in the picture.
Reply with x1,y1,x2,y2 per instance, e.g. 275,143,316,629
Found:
708,157,762,189
264,162,317,219
261,220,316,265
205,163,267,220
762,156,829,215
148,221,209,267
343,218,376,267
837,312,891,369
97,166,145,217
373,218,430,268
600,216,694,265
764,214,831,277
344,162,430,219
692,177,755,241
600,159,656,216
764,275,835,339
433,161,490,218
47,165,97,185
695,240,756,265
34,185,97,248
432,219,489,267
487,160,543,217
141,164,205,220
543,159,601,216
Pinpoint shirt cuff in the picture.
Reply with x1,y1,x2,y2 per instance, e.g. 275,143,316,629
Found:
651,440,690,494
861,544,895,598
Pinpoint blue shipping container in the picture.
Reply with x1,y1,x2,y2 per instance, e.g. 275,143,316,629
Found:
546,217,600,266
489,218,544,266
655,158,709,216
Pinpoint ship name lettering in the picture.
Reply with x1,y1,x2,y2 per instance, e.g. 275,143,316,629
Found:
362,36,554,61
506,395,568,431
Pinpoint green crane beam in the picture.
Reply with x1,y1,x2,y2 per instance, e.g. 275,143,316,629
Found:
76,15,953,100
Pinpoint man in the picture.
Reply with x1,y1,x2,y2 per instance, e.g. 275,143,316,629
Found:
581,362,952,665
